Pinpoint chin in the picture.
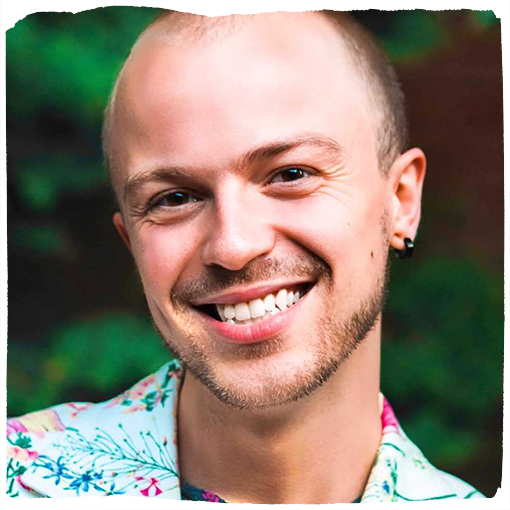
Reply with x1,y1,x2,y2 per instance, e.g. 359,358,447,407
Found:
208,352,343,411
159,267,386,410
174,327,348,411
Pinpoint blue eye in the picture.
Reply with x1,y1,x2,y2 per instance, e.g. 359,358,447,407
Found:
270,168,309,183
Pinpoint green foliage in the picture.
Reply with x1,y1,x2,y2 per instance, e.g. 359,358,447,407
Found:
7,7,162,219
379,11,444,61
14,155,107,212
10,223,65,256
8,313,172,417
7,7,162,123
16,168,58,211
472,11,499,29
6,7,502,494
382,257,503,465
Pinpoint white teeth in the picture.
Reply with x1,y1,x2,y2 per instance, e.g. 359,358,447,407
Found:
216,305,226,321
263,293,275,311
234,302,251,321
213,285,307,324
249,299,266,318
224,304,235,319
275,289,288,311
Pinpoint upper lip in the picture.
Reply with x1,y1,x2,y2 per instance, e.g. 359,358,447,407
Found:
191,279,314,306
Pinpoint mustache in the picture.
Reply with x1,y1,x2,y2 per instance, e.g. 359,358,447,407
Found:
171,254,332,306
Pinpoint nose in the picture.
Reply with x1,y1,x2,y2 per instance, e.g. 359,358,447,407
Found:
201,186,275,271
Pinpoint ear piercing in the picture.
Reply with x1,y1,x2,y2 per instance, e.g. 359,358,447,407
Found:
394,237,414,259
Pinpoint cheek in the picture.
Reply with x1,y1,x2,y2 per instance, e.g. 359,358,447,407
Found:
284,196,352,260
280,191,376,244
131,226,199,299
273,191,387,283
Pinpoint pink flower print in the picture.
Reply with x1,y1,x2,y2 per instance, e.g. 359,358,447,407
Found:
106,375,158,409
381,398,401,434
7,446,39,462
203,490,221,502
7,418,28,437
122,404,148,414
136,476,162,497
9,409,65,439
66,402,93,418
104,394,125,408
16,475,34,493
129,375,156,401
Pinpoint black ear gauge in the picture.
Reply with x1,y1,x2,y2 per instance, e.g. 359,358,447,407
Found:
394,237,414,259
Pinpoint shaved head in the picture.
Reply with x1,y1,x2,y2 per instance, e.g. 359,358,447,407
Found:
105,8,424,417
103,10,408,200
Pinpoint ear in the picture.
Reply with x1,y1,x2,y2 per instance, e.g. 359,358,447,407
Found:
113,212,132,253
389,148,426,251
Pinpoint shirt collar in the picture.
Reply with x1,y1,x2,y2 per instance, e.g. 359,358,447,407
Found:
17,360,475,501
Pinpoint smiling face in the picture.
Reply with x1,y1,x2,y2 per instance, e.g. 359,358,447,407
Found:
112,13,397,410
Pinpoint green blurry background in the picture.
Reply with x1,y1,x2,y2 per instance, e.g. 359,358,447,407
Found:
6,8,503,497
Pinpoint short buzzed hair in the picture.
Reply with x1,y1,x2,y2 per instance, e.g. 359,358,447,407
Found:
321,11,409,173
102,10,408,196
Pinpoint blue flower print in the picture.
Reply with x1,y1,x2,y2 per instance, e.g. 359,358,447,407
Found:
67,470,105,495
36,456,72,486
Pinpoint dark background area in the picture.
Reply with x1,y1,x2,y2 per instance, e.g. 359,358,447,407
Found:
6,8,503,497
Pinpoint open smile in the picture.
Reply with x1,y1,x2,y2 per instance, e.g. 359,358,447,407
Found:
192,281,315,344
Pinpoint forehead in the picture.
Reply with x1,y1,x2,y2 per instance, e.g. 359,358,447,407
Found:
113,12,376,189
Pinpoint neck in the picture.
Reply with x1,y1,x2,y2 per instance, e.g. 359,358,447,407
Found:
178,324,381,504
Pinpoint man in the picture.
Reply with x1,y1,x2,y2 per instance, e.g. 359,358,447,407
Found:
6,10,484,502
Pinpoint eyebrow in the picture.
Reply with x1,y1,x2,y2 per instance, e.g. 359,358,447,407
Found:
124,166,194,203
239,133,344,168
123,132,344,203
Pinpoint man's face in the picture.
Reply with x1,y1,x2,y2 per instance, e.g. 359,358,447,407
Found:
114,13,393,409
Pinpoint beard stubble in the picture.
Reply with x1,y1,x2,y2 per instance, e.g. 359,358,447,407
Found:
154,218,391,411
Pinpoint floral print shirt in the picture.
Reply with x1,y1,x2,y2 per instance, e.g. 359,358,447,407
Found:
6,359,484,501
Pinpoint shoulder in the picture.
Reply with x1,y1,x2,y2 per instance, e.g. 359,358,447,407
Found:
363,397,485,502
393,439,485,501
7,402,73,498
6,359,183,498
